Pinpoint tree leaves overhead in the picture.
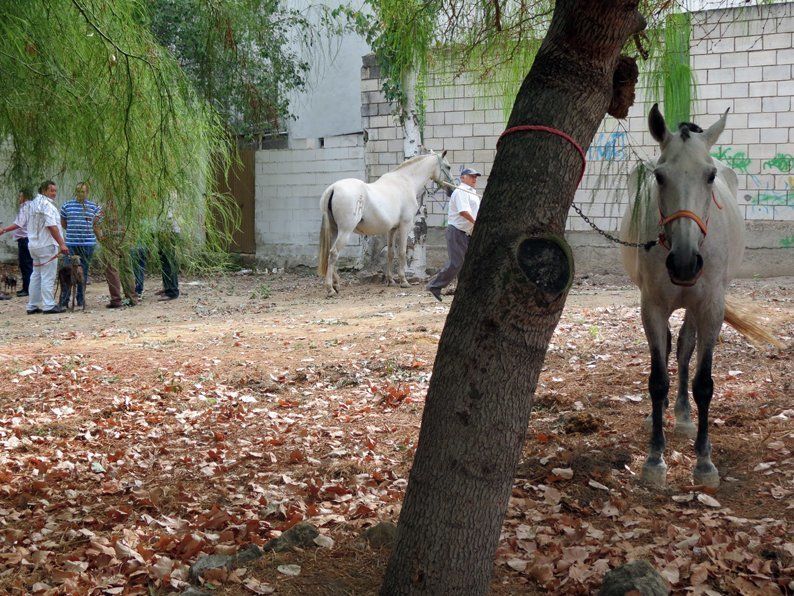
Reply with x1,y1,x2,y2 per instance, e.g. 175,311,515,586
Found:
0,0,232,267
146,0,319,140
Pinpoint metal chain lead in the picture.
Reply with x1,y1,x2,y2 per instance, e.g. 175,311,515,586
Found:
570,202,658,250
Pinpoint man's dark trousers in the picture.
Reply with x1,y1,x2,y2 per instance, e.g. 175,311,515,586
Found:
427,225,470,292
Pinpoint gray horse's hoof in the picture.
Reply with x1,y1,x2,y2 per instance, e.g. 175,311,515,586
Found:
400,281,410,288
643,414,653,432
641,461,667,488
673,420,697,438
693,464,720,488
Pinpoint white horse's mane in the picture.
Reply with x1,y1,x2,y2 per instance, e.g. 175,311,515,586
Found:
394,153,433,171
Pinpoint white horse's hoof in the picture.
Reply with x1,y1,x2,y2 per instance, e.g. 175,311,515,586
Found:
693,464,720,488
641,461,668,488
673,420,697,438
400,281,410,288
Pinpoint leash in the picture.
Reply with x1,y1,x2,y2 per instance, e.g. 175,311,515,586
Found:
33,253,60,267
498,124,659,251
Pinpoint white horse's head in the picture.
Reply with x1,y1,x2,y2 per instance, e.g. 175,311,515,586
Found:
649,103,729,286
427,149,454,195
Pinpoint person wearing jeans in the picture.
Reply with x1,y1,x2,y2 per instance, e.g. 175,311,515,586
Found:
14,189,34,296
59,182,101,307
0,181,69,314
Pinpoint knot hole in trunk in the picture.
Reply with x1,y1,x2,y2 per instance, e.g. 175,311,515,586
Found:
516,235,573,307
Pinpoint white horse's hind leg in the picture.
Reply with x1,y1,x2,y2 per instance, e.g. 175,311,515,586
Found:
386,229,397,285
674,313,697,438
691,305,723,488
326,231,352,297
396,223,411,287
641,301,671,488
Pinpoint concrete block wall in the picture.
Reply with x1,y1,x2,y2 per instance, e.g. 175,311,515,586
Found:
254,133,365,267
360,2,794,276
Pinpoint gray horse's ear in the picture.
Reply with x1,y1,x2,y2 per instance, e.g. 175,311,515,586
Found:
648,103,670,145
441,150,447,158
703,108,729,148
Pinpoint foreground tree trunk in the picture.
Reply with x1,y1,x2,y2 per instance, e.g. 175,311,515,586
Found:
381,1,645,594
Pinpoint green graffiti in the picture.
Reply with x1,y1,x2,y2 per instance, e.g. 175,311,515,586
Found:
754,189,793,205
780,235,794,248
763,154,794,173
710,146,752,173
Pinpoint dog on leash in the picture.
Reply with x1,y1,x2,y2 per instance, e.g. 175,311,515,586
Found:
2,275,16,293
58,255,85,311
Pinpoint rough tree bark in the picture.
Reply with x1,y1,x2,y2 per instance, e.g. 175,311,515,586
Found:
381,1,645,594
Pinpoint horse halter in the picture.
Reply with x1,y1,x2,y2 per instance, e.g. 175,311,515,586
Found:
656,191,722,251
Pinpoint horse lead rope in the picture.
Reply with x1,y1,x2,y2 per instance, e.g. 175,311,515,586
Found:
498,124,659,251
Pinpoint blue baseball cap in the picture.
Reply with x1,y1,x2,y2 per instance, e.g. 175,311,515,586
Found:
460,167,482,176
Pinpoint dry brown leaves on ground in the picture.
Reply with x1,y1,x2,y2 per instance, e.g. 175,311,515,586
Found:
0,271,791,594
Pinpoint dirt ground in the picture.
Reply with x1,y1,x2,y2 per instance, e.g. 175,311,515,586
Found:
0,267,791,595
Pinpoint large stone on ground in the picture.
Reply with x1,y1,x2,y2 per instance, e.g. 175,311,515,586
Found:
189,554,232,581
362,521,397,549
599,560,669,596
262,521,319,553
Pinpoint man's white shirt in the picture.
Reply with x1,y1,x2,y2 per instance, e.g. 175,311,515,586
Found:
15,194,62,251
447,182,480,235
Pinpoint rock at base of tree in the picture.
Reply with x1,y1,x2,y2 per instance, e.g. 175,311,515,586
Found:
362,521,397,549
189,554,233,581
599,560,669,596
230,543,264,566
182,587,213,596
263,522,319,553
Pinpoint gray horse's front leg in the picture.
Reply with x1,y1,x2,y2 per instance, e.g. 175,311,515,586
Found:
674,312,697,438
641,303,671,488
691,307,723,488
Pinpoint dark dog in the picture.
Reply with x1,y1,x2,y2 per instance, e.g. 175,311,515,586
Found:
2,275,16,293
58,256,85,311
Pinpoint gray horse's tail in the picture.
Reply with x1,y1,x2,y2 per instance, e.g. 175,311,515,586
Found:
317,186,335,276
724,296,783,348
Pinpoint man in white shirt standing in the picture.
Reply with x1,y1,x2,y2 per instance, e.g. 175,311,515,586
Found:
0,180,69,314
426,167,482,302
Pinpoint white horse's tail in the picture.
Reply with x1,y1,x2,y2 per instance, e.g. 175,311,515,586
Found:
724,295,783,348
317,186,335,277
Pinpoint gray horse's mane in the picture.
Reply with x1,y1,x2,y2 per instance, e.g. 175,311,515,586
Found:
395,153,433,170
678,122,703,141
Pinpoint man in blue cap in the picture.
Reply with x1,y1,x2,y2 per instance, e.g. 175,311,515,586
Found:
426,167,481,301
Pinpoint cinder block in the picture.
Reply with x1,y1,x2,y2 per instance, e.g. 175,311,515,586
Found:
748,113,777,128
444,111,465,125
694,53,721,70
762,64,792,81
464,110,485,124
450,150,474,165
733,128,760,144
760,128,788,144
709,68,735,84
721,83,748,99
720,52,747,68
453,98,474,111
464,136,485,150
452,124,473,138
763,32,792,50
734,66,763,83
762,96,790,112
734,35,762,52
748,81,777,97
733,97,762,113
472,123,492,136
747,49,778,66
777,48,794,64
748,143,777,159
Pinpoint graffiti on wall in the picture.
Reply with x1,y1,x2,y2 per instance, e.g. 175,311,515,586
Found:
710,146,752,173
780,235,794,248
587,132,629,161
763,154,794,173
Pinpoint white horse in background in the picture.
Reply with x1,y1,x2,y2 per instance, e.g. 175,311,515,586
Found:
317,150,453,296
621,104,775,489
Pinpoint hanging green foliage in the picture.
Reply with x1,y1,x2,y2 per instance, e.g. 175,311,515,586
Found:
0,1,236,271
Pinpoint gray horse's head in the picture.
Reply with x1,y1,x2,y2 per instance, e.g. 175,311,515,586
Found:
649,103,728,286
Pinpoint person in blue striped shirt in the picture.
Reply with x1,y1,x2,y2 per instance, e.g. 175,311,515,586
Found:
59,182,101,307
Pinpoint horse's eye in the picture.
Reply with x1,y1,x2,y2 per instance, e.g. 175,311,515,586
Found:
707,172,716,184
654,172,664,185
